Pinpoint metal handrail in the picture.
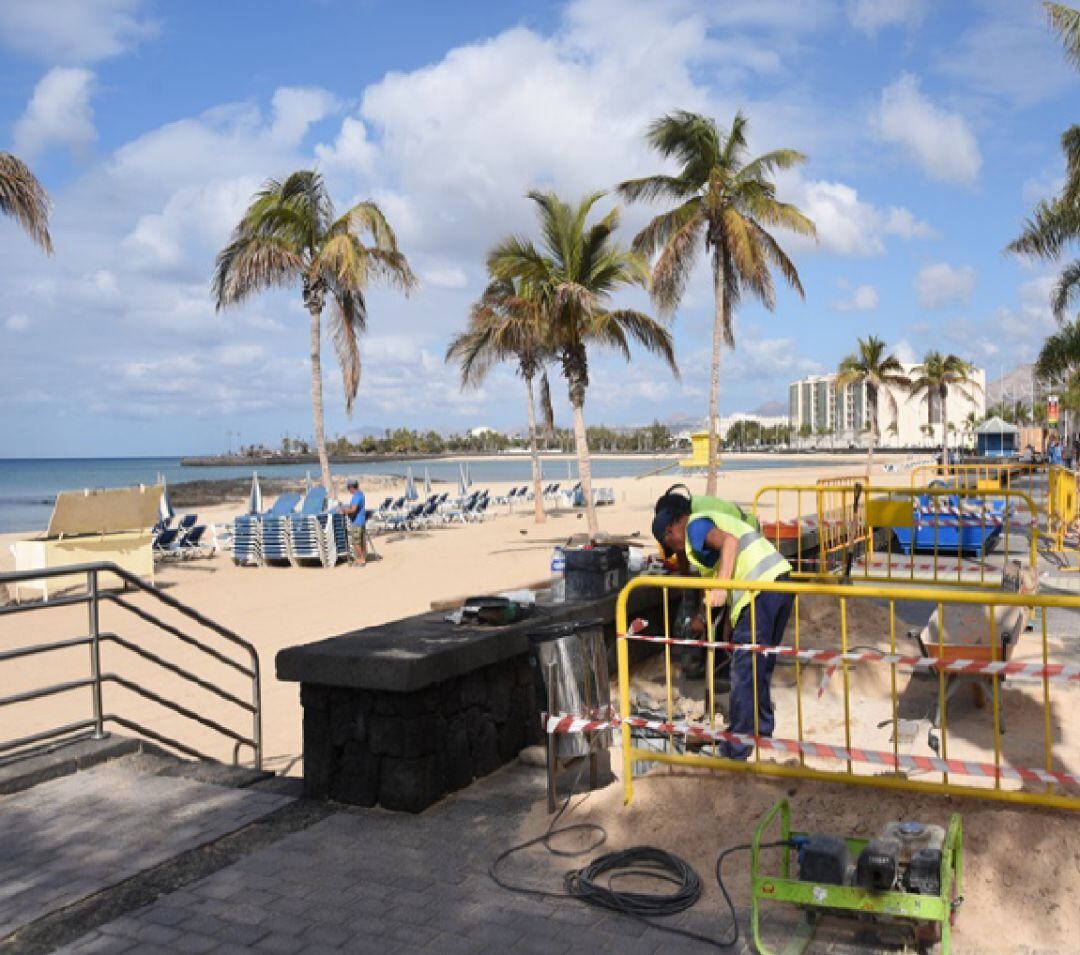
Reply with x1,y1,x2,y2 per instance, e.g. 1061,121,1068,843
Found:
0,562,262,769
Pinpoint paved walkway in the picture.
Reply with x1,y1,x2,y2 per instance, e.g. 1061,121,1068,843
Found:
0,751,1071,954
52,762,744,955
0,761,289,942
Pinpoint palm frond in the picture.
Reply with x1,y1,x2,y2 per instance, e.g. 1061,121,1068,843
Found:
650,213,705,314
604,309,678,374
616,175,696,204
0,152,53,254
749,220,806,297
736,148,807,184
630,198,702,259
1008,197,1080,260
1046,2,1080,70
212,234,304,308
328,285,367,412
1052,258,1080,319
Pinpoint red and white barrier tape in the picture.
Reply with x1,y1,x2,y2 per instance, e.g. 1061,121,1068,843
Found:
544,714,1080,789
619,623,1080,685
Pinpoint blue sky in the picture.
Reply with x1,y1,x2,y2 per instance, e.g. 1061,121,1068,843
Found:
0,0,1075,456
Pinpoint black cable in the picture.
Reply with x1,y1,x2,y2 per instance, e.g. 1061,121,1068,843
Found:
714,840,794,948
489,747,795,949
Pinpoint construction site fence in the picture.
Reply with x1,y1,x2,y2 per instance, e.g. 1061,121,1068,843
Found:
909,461,1050,503
751,482,1039,589
586,575,1080,812
1047,465,1080,565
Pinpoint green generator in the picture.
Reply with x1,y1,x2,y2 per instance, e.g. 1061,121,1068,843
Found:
750,799,963,954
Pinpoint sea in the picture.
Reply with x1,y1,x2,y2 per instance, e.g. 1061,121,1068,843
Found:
0,454,822,534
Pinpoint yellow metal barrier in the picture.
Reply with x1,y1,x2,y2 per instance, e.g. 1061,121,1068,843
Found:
615,575,1080,811
911,461,1048,506
1047,466,1079,568
753,483,1039,589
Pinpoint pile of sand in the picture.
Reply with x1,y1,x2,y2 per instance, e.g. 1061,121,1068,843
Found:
510,766,1080,953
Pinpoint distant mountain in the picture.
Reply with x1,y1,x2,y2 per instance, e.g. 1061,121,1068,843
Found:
985,364,1036,406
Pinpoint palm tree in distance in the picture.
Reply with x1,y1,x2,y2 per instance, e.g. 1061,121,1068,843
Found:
213,171,417,494
836,336,909,477
908,352,981,463
0,153,53,254
618,110,816,494
1007,4,1080,318
489,190,678,536
446,276,551,524
964,410,981,450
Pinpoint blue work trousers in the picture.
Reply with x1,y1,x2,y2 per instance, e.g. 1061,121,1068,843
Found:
723,577,794,759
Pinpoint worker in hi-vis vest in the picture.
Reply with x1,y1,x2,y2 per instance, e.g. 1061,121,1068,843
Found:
651,487,794,760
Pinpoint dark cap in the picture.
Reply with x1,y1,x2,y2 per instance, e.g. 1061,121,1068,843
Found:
652,507,678,545
346,480,359,489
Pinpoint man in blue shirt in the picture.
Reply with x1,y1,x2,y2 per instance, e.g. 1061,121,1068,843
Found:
340,480,367,566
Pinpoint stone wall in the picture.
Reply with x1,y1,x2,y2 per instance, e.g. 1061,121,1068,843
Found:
300,652,542,813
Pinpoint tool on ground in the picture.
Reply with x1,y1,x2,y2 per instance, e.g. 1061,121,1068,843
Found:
748,799,963,954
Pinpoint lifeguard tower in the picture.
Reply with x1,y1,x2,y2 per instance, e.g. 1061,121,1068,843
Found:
679,430,718,472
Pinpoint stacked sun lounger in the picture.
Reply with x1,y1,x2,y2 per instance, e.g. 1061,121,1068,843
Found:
232,492,300,567
321,512,351,566
288,488,329,566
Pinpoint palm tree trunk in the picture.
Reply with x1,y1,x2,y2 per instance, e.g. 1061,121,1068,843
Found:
941,386,949,465
866,386,876,479
524,373,545,524
308,305,334,496
568,376,598,537
706,262,725,495
540,370,555,448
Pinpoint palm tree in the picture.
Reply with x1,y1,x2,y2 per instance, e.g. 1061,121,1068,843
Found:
446,276,550,524
908,352,981,463
964,410,981,450
1037,316,1080,382
618,110,816,494
213,171,416,493
489,190,677,536
836,336,909,476
1046,3,1080,68
0,153,53,254
1007,4,1080,317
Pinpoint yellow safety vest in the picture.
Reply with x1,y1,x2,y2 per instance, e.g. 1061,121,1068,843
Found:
684,510,791,624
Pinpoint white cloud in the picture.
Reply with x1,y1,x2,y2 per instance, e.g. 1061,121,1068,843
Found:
783,176,936,256
848,0,925,35
421,267,468,290
268,87,341,146
938,1,1075,107
884,207,938,240
874,73,981,185
916,263,976,308
892,338,918,365
995,274,1057,343
314,117,377,174
833,283,879,312
5,314,31,332
0,0,156,64
14,67,96,158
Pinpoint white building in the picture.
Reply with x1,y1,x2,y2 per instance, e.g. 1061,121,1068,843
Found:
788,364,986,448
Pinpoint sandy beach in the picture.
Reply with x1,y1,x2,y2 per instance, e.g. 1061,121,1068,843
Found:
0,456,869,774
3,456,1079,952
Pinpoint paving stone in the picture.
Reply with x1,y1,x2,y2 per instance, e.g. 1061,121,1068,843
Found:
0,761,289,938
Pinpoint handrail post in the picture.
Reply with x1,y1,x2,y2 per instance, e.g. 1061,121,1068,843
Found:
88,569,106,740
252,653,263,771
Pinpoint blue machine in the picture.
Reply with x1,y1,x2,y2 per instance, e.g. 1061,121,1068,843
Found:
892,493,1006,558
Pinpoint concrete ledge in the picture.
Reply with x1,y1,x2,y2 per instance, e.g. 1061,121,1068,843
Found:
276,592,620,693
0,734,143,796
